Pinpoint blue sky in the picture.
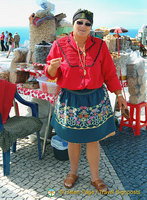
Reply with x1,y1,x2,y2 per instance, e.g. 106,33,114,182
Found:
0,0,146,29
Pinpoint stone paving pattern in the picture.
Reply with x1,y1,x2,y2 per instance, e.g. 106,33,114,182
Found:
100,127,147,200
0,136,131,200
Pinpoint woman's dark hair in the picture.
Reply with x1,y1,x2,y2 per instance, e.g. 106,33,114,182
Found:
8,33,12,37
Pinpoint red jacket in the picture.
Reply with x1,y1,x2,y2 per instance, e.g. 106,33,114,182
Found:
44,32,122,92
0,34,5,41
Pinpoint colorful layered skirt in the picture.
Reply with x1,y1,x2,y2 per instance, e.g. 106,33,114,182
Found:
51,85,116,143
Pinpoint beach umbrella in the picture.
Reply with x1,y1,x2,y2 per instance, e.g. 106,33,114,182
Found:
110,27,128,55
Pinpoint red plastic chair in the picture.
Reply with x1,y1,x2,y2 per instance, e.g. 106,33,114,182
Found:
119,102,147,136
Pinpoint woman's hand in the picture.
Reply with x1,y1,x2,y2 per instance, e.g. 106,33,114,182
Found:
50,57,62,69
114,90,128,110
47,57,62,77
117,96,128,110
117,96,130,119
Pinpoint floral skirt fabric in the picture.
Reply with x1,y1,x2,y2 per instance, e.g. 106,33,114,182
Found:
51,85,116,143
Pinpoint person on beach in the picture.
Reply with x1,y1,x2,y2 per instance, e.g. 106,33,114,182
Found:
5,31,9,51
0,32,6,51
14,32,20,48
44,9,127,192
6,33,14,58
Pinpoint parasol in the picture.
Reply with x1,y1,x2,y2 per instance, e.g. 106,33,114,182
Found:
110,27,128,55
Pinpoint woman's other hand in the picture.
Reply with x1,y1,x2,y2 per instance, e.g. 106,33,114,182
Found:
117,95,128,110
114,90,127,110
117,95,130,119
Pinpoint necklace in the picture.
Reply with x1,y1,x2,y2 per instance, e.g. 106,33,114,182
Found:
74,38,86,76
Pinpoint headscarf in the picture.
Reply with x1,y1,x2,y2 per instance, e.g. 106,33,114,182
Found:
73,9,93,25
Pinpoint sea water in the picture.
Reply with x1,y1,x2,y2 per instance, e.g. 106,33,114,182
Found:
0,26,139,45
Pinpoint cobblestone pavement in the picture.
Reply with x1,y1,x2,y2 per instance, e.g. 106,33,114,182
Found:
100,127,147,200
0,137,131,200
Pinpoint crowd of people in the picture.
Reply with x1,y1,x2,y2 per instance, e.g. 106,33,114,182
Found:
0,31,20,58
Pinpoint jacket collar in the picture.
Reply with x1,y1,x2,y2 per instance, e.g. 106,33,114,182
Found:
68,32,95,51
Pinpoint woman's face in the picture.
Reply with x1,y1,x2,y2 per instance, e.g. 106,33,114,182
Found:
73,19,91,38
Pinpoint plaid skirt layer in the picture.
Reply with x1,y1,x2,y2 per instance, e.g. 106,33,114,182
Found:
51,85,116,143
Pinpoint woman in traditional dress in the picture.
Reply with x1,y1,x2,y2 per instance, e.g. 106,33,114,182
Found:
44,9,127,192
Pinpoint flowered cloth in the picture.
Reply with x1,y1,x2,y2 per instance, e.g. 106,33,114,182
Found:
51,85,116,143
